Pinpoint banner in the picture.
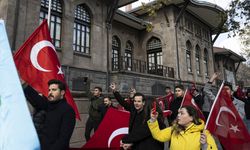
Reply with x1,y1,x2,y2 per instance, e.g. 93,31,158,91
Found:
0,20,40,150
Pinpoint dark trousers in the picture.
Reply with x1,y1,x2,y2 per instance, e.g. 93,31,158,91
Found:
85,117,101,141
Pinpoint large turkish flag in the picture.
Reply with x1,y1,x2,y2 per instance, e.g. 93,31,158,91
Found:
206,83,250,150
82,108,129,149
14,20,80,119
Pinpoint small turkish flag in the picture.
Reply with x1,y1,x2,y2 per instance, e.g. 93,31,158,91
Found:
181,89,205,121
165,92,174,109
206,83,250,150
14,20,80,119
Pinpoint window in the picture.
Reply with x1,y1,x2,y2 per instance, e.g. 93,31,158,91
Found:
186,41,192,72
202,29,209,41
40,0,62,48
195,45,201,74
147,37,163,75
185,17,193,32
125,41,133,71
195,24,201,37
73,5,91,54
204,49,209,76
112,36,120,71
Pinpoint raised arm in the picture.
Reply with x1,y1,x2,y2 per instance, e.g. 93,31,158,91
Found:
21,78,48,110
203,72,220,102
147,111,172,142
110,83,131,111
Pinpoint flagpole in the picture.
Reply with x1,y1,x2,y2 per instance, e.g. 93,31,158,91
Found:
204,81,224,129
47,0,52,28
180,89,187,109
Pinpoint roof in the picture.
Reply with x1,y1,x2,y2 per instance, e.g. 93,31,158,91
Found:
114,9,149,30
127,0,227,33
213,47,246,62
117,0,138,7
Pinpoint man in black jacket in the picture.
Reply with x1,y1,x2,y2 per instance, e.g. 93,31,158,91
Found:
168,85,185,125
110,83,165,150
21,79,76,150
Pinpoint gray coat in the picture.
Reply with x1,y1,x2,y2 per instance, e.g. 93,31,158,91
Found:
202,83,215,112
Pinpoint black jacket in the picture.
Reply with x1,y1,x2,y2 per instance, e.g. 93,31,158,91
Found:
24,85,76,150
168,96,183,124
193,94,204,110
113,91,165,150
245,97,250,119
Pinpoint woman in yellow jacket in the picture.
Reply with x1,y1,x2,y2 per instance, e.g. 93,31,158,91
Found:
148,105,217,150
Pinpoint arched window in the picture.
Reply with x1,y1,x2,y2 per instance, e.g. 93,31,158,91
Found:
195,45,201,74
147,37,163,75
40,0,62,48
125,41,133,71
112,36,120,71
186,41,192,72
204,48,209,76
73,4,91,54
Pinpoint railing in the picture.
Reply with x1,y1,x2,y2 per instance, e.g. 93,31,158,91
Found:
112,56,175,78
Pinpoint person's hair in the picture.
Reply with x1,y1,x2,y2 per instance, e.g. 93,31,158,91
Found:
193,88,199,93
172,105,201,135
224,82,232,90
48,79,66,91
94,87,102,92
103,96,111,101
175,84,184,91
133,92,146,102
165,86,171,90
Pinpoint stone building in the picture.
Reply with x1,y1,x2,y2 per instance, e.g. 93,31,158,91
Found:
0,0,226,147
213,46,246,88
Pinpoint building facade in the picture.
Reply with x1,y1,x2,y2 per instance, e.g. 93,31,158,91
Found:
213,47,246,88
0,0,226,147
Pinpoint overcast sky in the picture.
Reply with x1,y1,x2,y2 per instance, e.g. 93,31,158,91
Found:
121,0,242,55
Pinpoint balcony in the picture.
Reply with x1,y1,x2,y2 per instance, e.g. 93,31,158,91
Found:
112,56,175,78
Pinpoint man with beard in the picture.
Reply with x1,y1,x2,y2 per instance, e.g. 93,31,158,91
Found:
21,79,75,150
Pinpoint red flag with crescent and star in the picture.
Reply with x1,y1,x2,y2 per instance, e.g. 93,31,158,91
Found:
81,108,130,149
206,83,250,150
14,20,80,119
181,89,205,121
164,92,174,109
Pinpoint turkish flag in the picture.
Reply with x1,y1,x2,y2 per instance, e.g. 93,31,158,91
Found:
181,89,205,121
156,98,165,110
165,93,174,109
82,108,130,149
206,84,250,150
14,20,80,119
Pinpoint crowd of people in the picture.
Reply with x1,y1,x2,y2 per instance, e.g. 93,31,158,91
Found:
84,72,250,150
20,71,250,150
